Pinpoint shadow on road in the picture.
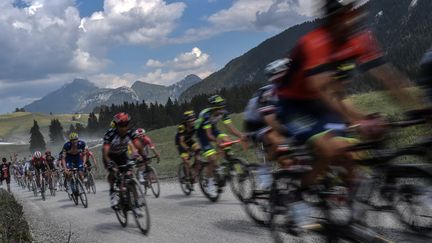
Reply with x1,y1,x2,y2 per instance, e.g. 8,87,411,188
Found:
57,198,72,203
97,207,114,215
59,203,81,209
94,222,143,236
213,219,263,236
163,194,191,200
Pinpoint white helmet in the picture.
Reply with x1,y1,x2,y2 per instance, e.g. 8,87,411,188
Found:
34,151,42,159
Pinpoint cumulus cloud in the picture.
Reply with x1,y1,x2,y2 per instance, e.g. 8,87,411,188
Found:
91,47,213,87
171,0,316,43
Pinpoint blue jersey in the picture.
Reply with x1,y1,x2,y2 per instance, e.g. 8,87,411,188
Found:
62,140,86,157
195,108,232,132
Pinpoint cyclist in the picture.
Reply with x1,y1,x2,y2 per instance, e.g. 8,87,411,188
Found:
103,112,147,208
61,132,87,193
275,0,419,227
175,111,201,184
83,148,99,181
134,128,160,184
31,151,49,192
0,158,12,192
44,151,57,190
243,59,295,190
195,95,247,197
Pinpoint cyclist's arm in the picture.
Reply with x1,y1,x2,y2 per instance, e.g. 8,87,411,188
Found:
205,127,217,142
90,153,99,169
179,136,189,150
103,144,111,165
131,139,146,159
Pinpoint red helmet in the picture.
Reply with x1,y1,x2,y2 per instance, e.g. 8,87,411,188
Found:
34,151,42,159
135,128,146,138
113,112,130,127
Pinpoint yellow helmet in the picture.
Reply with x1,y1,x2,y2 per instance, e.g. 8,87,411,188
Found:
69,132,79,141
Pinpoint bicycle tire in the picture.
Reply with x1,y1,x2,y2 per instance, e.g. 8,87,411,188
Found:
198,163,220,202
71,179,79,205
228,158,249,202
114,190,128,227
77,179,88,208
130,179,151,235
178,163,192,196
148,166,160,198
41,177,46,201
89,173,96,194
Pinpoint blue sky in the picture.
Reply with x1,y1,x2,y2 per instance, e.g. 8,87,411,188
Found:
0,0,313,113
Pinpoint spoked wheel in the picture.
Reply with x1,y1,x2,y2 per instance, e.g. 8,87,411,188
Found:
41,178,46,201
77,180,88,208
198,164,220,202
178,163,192,196
70,180,79,205
148,166,160,198
228,158,249,202
50,177,56,197
88,173,96,194
114,190,128,227
130,180,151,235
394,178,432,233
242,165,271,226
32,180,38,196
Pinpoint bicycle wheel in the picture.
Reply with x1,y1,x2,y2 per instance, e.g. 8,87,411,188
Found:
198,163,220,202
130,180,151,235
70,179,79,205
228,158,249,202
89,173,96,194
394,177,432,233
41,178,46,201
114,190,128,227
242,165,271,226
32,179,38,196
50,176,56,197
77,179,88,208
148,166,160,198
178,163,192,196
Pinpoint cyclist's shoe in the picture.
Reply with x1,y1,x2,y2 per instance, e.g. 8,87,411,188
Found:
132,207,144,218
207,178,217,197
110,192,119,209
289,201,316,232
139,172,146,184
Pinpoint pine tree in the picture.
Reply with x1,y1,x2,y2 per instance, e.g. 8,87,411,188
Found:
49,119,64,144
29,120,46,153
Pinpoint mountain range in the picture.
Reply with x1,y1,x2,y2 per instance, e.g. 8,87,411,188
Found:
180,0,432,100
24,74,201,113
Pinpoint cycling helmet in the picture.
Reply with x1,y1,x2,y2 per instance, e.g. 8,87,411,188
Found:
34,151,42,159
183,110,196,121
135,128,146,138
323,0,355,16
265,58,292,83
69,132,79,141
208,95,226,108
113,112,130,127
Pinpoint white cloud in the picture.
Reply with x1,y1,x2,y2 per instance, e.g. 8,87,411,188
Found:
145,47,210,71
171,0,316,43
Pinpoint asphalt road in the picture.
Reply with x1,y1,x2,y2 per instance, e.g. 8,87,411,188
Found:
9,181,432,243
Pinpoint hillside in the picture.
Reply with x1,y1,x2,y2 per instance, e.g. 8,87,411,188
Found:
180,0,432,100
0,112,88,143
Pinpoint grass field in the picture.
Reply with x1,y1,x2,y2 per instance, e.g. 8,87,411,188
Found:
0,112,88,143
0,89,427,178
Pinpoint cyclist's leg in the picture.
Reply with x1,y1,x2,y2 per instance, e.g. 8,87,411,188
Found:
178,144,192,178
197,130,218,178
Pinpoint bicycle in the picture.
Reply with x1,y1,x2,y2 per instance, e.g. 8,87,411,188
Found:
178,152,203,196
84,166,97,194
198,139,249,202
113,160,151,235
66,168,88,208
136,156,160,198
31,172,38,197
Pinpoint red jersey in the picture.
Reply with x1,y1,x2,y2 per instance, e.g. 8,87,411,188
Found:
1,162,11,178
31,156,46,166
140,135,155,150
277,27,385,100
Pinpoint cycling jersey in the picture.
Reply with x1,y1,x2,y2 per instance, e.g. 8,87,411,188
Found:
175,124,199,158
62,140,86,171
277,28,385,100
1,162,11,180
195,108,231,157
84,151,95,167
103,128,139,165
244,85,277,141
45,155,56,170
31,157,47,172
